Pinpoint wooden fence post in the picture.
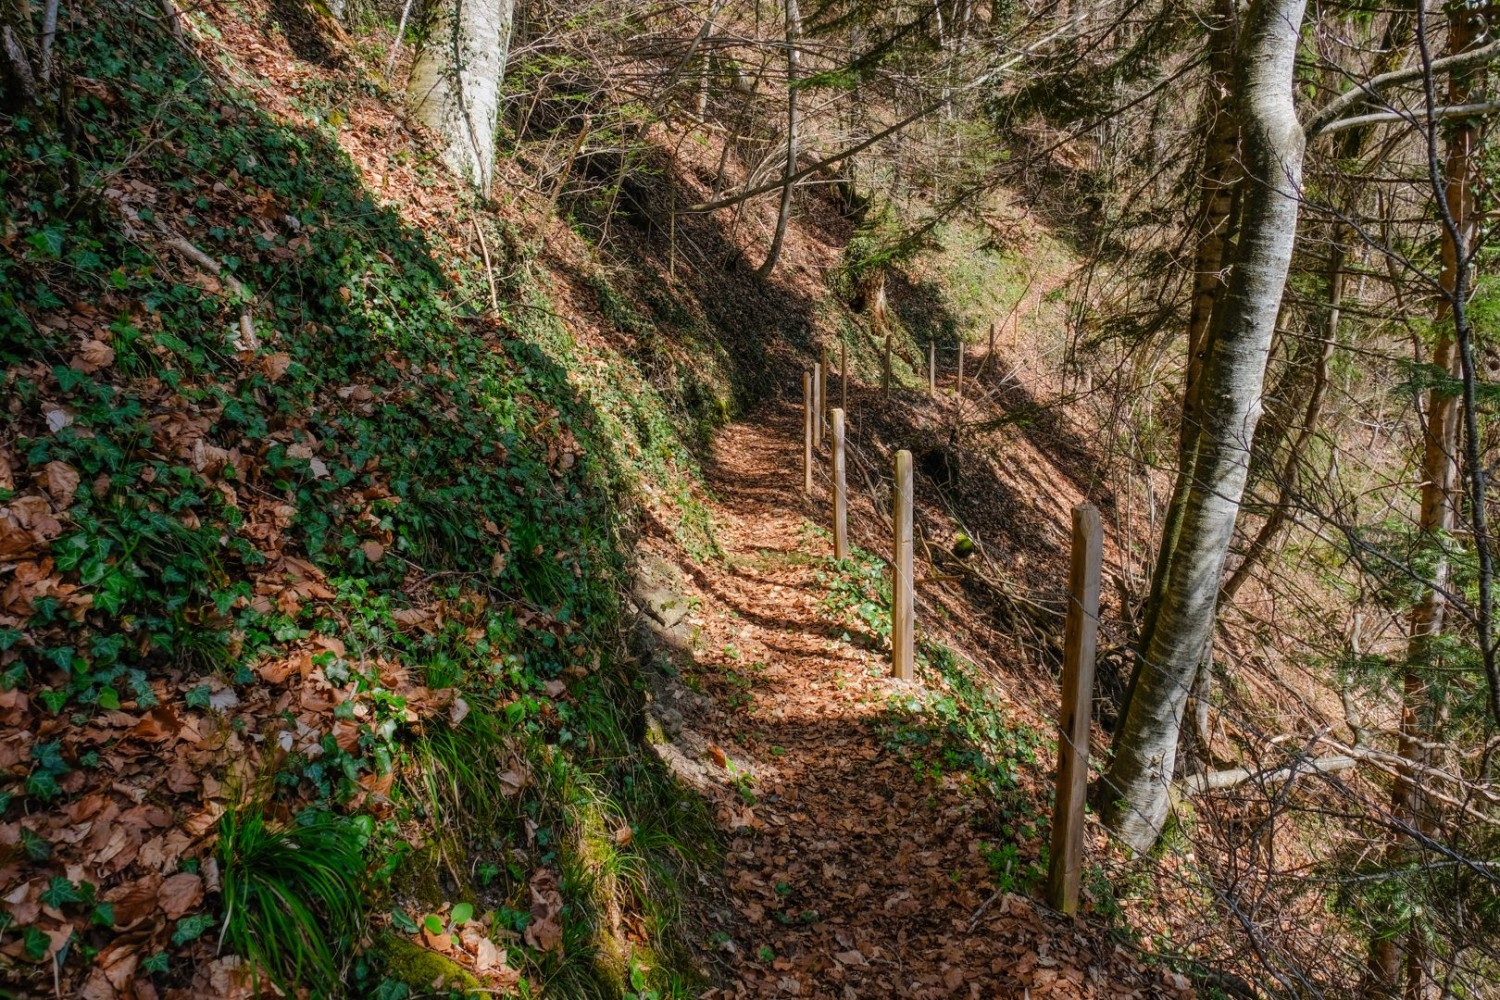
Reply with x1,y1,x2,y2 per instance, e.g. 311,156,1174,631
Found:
812,361,822,449
819,346,830,434
892,449,914,680
883,336,892,392
832,408,848,560
1045,503,1103,916
803,371,813,495
928,342,937,394
840,341,848,414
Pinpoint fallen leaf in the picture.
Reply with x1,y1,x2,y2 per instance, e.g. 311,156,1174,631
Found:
42,461,80,507
75,339,116,373
157,872,203,919
524,869,564,954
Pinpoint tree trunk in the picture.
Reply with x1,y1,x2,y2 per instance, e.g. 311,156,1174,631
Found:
1,0,37,109
757,0,801,277
1223,7,1412,604
407,0,514,196
1127,0,1241,691
1103,0,1308,853
1220,230,1340,603
1363,10,1482,997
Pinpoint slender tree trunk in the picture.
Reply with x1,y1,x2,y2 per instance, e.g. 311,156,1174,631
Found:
1220,231,1340,602
1127,0,1241,691
1223,8,1413,603
407,0,514,196
1184,0,1243,404
1363,10,1482,997
1103,0,1308,852
757,0,801,277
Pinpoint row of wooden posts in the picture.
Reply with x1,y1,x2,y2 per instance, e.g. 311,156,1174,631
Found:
799,345,1104,918
874,328,991,396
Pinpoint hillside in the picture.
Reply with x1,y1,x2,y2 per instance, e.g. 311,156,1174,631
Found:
0,1,1072,995
5,0,1499,998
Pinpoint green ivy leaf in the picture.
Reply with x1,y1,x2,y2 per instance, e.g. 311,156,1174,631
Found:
39,877,83,909
23,925,51,961
171,913,217,946
20,827,51,861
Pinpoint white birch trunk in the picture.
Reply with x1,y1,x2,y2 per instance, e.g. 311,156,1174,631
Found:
407,0,513,196
1103,0,1308,852
757,0,800,276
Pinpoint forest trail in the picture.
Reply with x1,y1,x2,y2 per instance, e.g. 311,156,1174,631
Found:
647,402,1160,999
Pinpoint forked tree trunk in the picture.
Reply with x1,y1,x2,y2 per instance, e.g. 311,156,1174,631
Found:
1103,0,1308,852
407,0,514,196
757,0,801,277
1127,0,1240,709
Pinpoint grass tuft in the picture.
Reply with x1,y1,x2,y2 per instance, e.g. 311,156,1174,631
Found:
218,802,368,997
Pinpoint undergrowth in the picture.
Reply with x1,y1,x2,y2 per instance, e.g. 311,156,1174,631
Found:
0,1,723,995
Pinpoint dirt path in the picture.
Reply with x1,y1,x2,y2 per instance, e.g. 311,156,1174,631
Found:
643,402,1160,999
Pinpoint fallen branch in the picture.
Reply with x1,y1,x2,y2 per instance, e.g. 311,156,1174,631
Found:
1178,754,1360,795
471,216,499,314
1180,739,1500,827
158,232,259,351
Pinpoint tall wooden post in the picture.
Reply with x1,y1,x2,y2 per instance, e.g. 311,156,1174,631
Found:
956,342,965,397
812,361,822,449
891,450,914,680
883,336,892,392
988,321,995,357
803,371,813,495
840,341,848,414
819,346,830,433
831,408,848,560
928,343,937,394
1046,504,1103,916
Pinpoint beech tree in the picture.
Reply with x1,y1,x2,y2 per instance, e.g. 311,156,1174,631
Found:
1102,0,1309,851
407,0,514,194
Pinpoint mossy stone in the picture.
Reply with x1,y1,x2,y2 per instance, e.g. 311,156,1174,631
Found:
374,933,483,994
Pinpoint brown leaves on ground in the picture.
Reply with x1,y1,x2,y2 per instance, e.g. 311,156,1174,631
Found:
645,408,1162,998
0,620,472,997
523,868,565,955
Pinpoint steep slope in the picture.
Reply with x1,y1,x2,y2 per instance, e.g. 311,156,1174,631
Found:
0,2,758,996
0,2,1197,999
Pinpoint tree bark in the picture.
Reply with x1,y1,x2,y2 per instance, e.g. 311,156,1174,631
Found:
757,0,801,277
1126,0,1240,717
1,0,37,109
1224,7,1413,604
1363,9,1483,997
1220,229,1339,603
407,0,514,196
1103,0,1308,852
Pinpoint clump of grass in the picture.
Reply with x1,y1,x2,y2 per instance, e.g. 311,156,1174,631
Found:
217,803,368,997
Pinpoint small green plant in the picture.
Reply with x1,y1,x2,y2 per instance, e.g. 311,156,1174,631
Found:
218,800,367,996
980,842,1044,894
